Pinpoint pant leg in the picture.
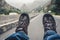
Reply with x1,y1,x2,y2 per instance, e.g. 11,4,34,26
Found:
47,34,60,40
5,31,29,40
44,30,60,40
44,30,56,40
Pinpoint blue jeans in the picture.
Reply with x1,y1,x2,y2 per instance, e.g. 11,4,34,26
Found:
44,30,60,40
5,30,60,40
5,31,29,40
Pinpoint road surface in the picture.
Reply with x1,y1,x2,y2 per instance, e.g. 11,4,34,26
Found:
0,13,38,25
0,15,19,25
0,13,60,40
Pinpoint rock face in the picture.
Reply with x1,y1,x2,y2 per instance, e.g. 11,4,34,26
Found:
0,0,16,10
0,0,5,7
0,0,21,14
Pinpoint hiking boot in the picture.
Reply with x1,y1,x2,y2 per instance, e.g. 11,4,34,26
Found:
15,13,30,35
43,14,57,33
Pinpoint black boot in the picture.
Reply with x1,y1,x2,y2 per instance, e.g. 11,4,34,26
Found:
43,14,57,33
15,13,30,35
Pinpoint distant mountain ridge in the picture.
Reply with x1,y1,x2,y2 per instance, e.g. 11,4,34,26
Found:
0,0,21,15
0,0,15,10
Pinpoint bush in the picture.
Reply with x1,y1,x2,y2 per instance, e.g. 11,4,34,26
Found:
51,0,60,15
0,8,21,15
0,8,9,15
9,9,21,14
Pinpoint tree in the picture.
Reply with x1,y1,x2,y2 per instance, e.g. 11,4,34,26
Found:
52,0,60,15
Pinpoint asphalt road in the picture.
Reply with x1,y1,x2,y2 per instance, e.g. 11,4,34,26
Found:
0,15,19,25
0,13,38,25
0,14,60,40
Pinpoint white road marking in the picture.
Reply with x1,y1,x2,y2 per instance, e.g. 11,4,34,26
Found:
30,14,40,22
0,20,18,27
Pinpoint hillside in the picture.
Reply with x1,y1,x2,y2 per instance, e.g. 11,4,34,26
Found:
0,0,21,15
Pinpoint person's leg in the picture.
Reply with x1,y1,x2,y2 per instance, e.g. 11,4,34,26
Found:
5,31,29,40
43,14,57,40
5,13,30,40
44,30,56,40
44,30,60,40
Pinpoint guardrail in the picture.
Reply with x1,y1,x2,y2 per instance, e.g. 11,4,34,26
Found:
0,21,18,34
0,14,38,35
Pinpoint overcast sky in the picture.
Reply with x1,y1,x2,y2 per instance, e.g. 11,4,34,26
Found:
5,0,36,9
5,0,51,11
5,0,35,4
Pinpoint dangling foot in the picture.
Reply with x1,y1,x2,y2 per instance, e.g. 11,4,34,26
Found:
15,13,30,35
43,14,57,33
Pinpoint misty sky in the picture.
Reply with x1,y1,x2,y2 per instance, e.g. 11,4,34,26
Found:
5,0,36,9
5,0,35,4
5,0,51,10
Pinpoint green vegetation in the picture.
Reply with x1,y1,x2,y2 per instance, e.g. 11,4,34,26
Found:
51,0,60,15
0,8,21,15
0,0,21,15
9,9,21,14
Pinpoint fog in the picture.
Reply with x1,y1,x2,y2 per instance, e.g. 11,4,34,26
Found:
5,0,51,11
